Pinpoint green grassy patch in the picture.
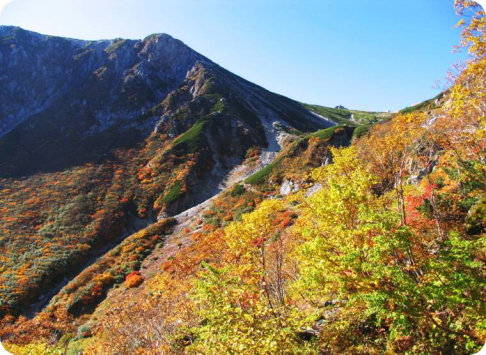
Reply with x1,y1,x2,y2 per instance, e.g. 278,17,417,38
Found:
0,35,15,42
231,184,246,197
353,124,372,138
162,181,183,205
206,94,225,113
211,100,225,113
307,125,342,140
106,39,127,53
400,100,433,114
349,110,381,124
302,104,356,126
203,93,223,101
399,94,442,114
173,116,211,153
245,163,277,185
303,103,390,126
201,79,216,94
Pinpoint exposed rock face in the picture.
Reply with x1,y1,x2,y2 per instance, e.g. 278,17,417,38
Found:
280,180,300,196
329,126,354,147
0,26,333,177
0,28,204,137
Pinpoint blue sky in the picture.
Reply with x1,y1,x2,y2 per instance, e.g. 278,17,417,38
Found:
0,0,469,111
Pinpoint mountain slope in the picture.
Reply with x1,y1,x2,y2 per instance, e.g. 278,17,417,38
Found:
0,27,335,323
0,26,332,177
2,2,485,352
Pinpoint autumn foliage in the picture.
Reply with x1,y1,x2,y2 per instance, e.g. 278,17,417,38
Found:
2,2,485,354
125,271,144,288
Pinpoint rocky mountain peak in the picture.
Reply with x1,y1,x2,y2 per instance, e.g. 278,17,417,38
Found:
0,28,332,178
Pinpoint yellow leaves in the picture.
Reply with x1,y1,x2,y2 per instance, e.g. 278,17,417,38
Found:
357,112,429,191
455,18,466,28
94,273,114,286
224,199,284,258
290,147,400,305
86,271,196,355
455,0,486,59
434,54,486,175
4,342,63,355
76,243,91,253
191,266,315,355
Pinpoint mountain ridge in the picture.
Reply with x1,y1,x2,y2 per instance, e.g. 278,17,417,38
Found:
0,26,333,178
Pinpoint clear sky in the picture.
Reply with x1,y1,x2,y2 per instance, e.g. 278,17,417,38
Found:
0,0,470,111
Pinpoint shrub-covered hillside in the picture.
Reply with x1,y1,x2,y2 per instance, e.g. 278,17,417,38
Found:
1,1,485,354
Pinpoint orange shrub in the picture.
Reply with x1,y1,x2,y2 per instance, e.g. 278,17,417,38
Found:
125,271,144,288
